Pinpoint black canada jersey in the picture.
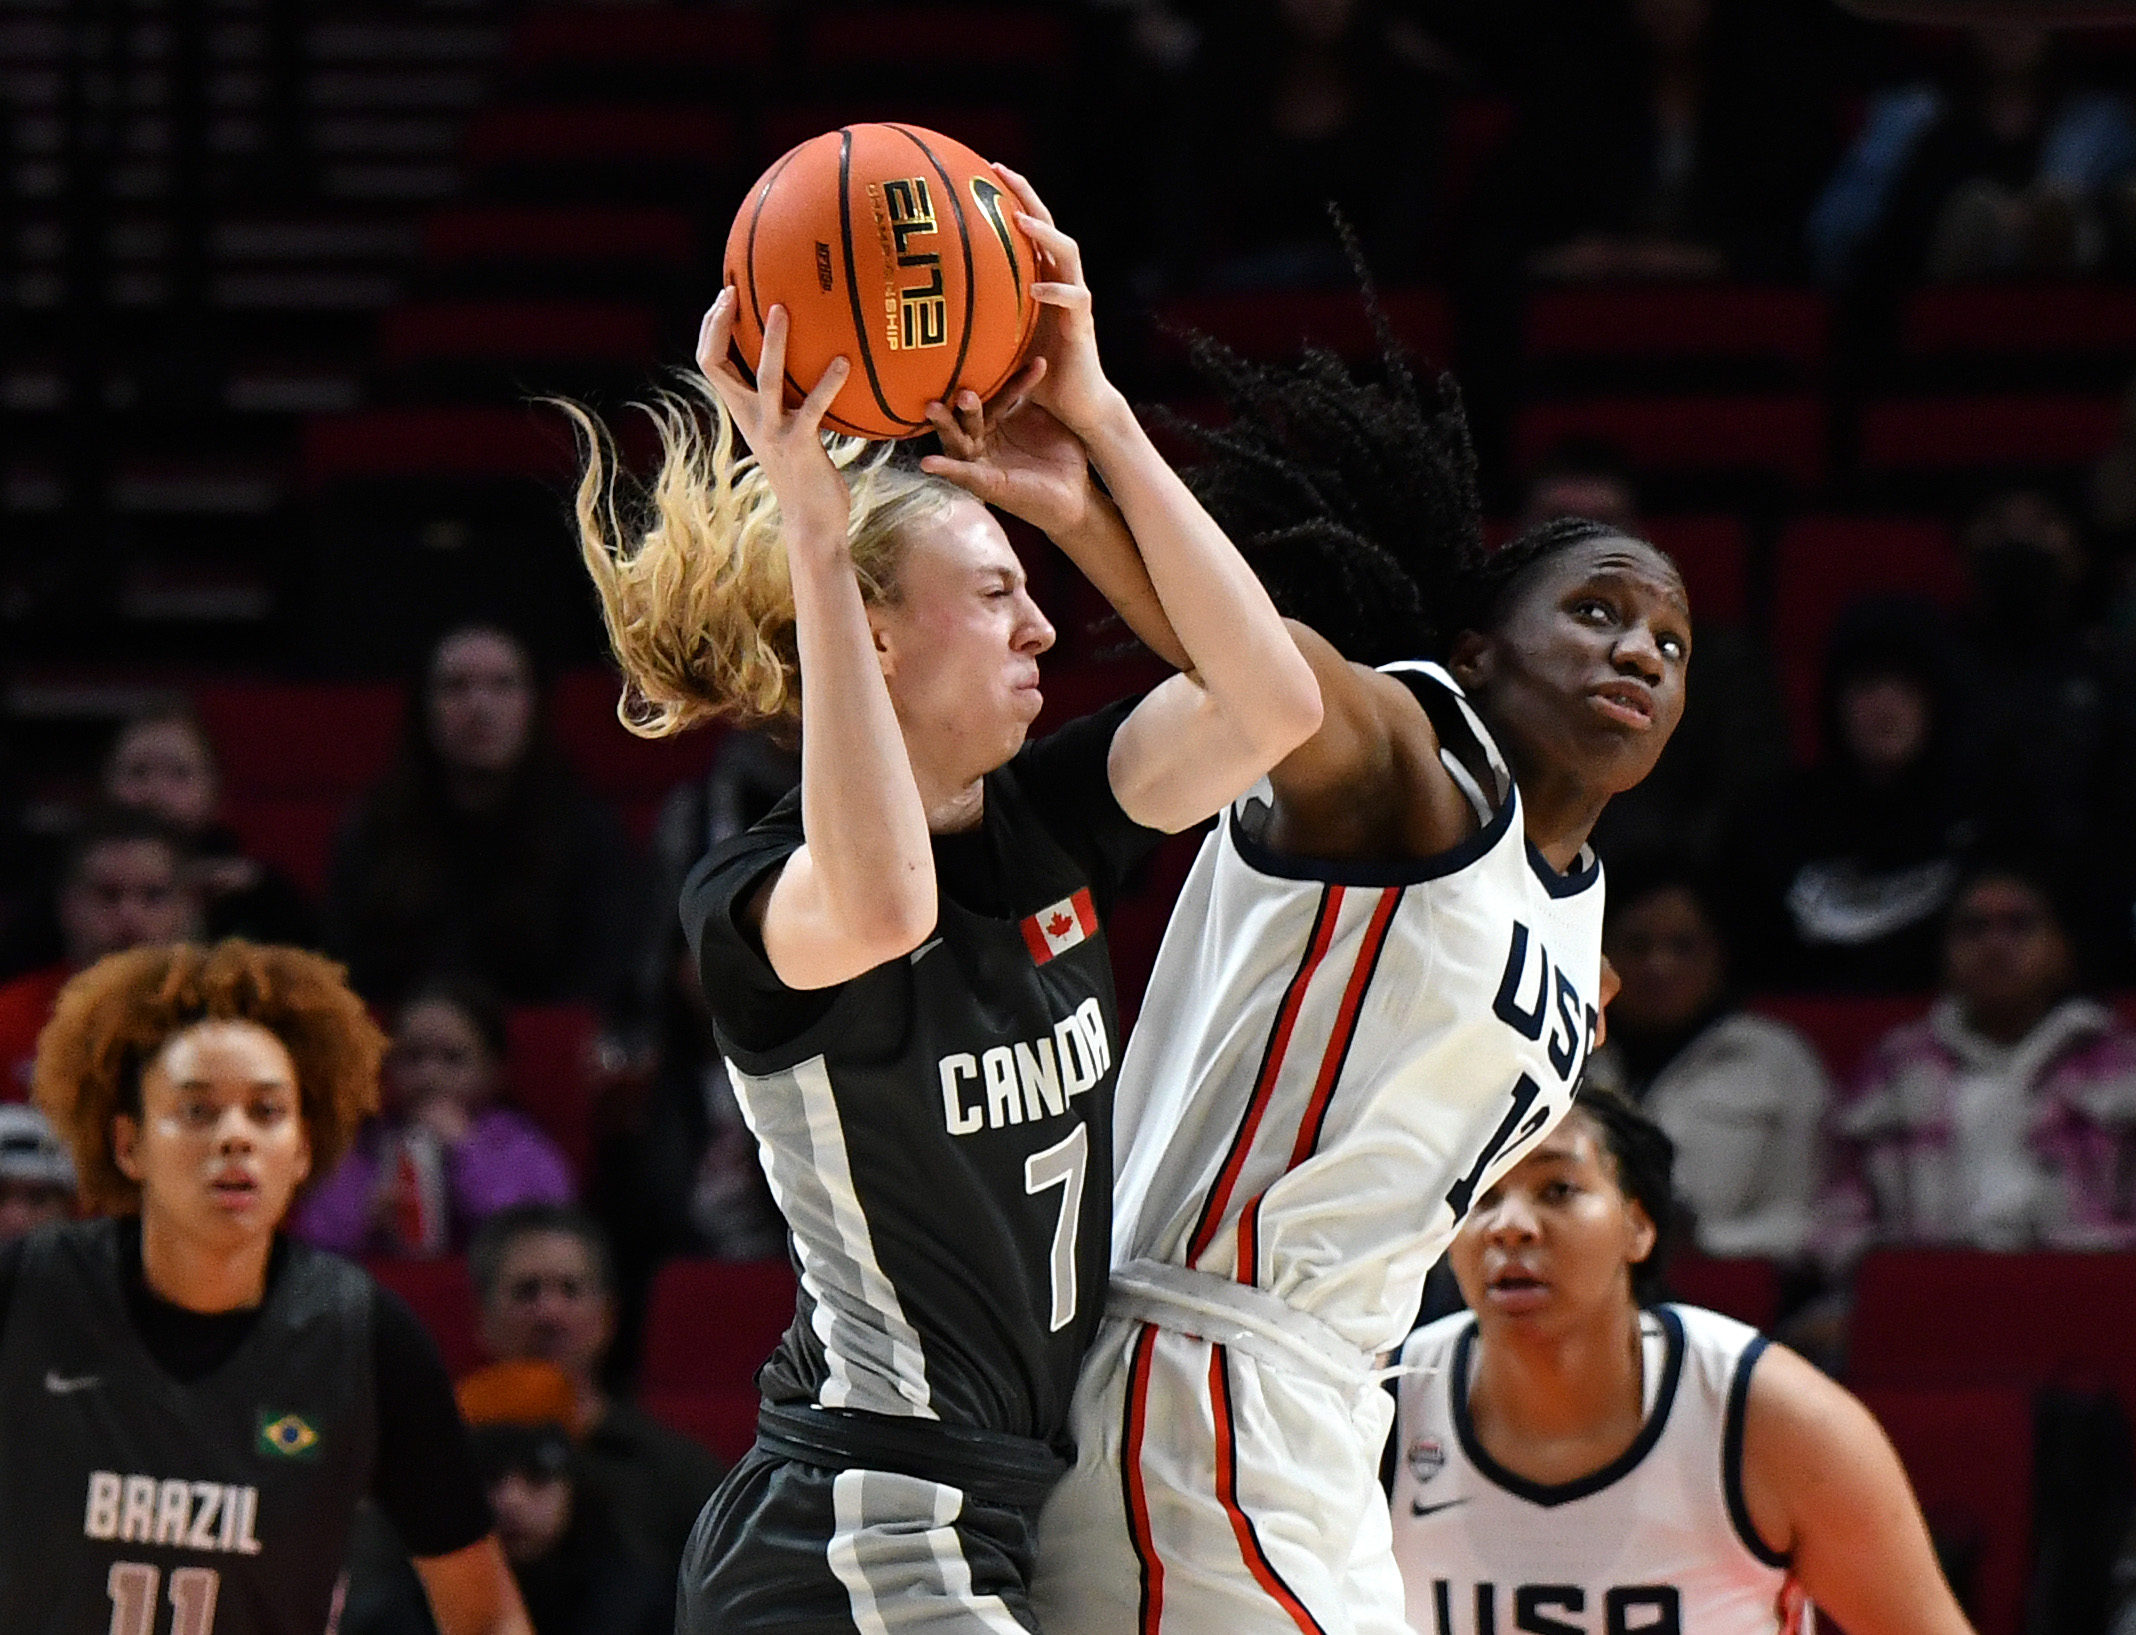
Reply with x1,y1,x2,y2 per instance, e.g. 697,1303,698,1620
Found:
685,703,1163,1450
0,1219,378,1635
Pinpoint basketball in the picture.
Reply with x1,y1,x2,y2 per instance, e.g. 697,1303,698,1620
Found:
722,123,1043,441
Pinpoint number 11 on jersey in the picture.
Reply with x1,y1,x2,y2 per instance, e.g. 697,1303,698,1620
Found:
108,1561,220,1635
1025,1123,1088,1332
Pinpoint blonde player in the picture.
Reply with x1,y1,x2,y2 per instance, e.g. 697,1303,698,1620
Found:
1033,327,1688,1635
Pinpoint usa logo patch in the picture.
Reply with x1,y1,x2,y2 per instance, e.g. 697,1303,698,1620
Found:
1407,1435,1446,1484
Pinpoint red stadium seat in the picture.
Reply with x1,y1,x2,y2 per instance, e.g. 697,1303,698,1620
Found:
640,1258,799,1399
803,9,1069,75
423,207,697,271
1857,395,2121,474
302,407,581,485
1903,283,2136,359
1640,514,1749,626
1514,395,1826,489
503,1005,598,1185
640,1388,763,1464
1766,515,1966,762
1850,1250,2136,1403
220,797,347,898
1442,96,1515,216
509,8,773,75
366,1254,486,1378
1524,286,1828,377
548,668,724,804
1151,288,1453,368
1747,993,1926,1084
380,301,661,367
192,681,403,798
1664,1253,1779,1331
464,106,737,168
1854,1386,2034,1635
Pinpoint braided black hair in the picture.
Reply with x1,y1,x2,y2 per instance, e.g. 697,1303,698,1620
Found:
1571,1082,1681,1308
1158,231,1645,665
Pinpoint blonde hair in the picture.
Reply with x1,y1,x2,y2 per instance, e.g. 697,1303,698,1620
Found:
565,378,963,736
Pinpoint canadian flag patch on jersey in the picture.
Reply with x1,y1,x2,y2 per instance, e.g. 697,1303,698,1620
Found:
1021,889,1097,965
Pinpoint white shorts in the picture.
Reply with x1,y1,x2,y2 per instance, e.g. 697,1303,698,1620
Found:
1030,1271,1409,1635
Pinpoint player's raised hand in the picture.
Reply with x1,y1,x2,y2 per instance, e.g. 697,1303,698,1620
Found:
996,165,1118,437
919,365,1097,540
696,288,853,554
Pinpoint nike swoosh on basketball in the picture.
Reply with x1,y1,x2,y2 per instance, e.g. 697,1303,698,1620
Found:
45,1371,100,1394
1410,1497,1470,1517
909,938,945,965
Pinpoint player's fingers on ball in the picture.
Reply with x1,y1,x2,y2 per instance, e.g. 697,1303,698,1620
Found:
796,356,850,430
1016,213,1080,276
697,289,738,378
988,360,1044,423
994,164,1053,228
922,399,975,455
918,454,1000,501
756,304,790,403
1031,280,1092,312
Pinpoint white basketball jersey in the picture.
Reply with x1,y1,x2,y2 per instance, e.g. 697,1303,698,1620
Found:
1391,1305,1807,1635
1112,662,1605,1356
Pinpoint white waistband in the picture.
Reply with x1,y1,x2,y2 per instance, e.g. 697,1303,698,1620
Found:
1106,1258,1377,1387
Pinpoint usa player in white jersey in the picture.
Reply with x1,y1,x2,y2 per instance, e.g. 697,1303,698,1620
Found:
1394,1087,1975,1635
1032,320,1689,1635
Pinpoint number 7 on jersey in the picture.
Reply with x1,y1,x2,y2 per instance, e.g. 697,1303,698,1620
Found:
1025,1123,1088,1332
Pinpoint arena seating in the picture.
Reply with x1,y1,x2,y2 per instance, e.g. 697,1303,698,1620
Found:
1512,393,1827,493
365,1254,487,1378
1149,288,1454,368
1748,993,1927,1084
1522,285,1829,389
1663,1253,1780,1332
1900,283,2136,388
502,1004,600,1186
1853,1386,2035,1635
1765,515,1967,761
639,1258,799,1461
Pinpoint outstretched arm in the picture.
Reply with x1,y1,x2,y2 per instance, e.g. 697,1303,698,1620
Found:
931,167,1320,835
415,1537,534,1635
698,293,936,990
1740,1342,1977,1635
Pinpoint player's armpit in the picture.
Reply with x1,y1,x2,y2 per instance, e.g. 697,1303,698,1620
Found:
413,1535,536,1635
1740,1344,1979,1635
1260,623,1476,864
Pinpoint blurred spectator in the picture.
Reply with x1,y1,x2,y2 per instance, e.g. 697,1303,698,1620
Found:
1164,0,1450,289
457,1360,669,1635
1821,859,2136,1263
293,978,573,1258
1810,27,2136,291
1517,448,1788,866
1723,597,1976,992
103,704,318,947
0,808,200,1100
1954,490,2136,970
471,1203,725,1580
1480,0,1834,283
1586,862,1829,1261
327,623,639,1014
0,1104,74,1239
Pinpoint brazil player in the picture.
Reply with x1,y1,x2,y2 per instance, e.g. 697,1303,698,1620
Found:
1392,1087,1975,1635
3,940,531,1635
1031,321,1690,1635
569,166,1320,1635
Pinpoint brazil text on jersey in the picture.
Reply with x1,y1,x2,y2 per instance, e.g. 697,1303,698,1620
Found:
83,1473,264,1556
937,997,1112,1137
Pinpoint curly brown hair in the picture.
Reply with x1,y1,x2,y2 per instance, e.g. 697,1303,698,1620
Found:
32,941,385,1215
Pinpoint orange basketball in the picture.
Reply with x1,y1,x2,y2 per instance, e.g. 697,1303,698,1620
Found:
723,124,1043,441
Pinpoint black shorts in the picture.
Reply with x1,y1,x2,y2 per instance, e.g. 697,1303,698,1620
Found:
678,1406,1061,1635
